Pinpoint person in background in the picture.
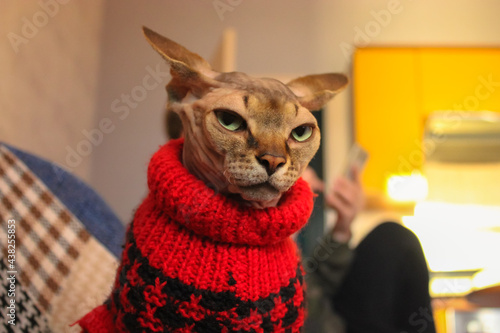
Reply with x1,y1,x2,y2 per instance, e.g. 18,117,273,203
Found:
303,166,436,333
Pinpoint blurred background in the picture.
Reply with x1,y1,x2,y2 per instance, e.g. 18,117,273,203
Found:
2,1,500,332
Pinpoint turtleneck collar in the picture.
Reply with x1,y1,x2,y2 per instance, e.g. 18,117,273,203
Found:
147,138,314,246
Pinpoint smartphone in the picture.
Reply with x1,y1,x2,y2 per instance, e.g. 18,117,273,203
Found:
343,143,369,180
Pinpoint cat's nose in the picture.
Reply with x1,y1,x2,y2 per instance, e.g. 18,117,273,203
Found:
257,154,286,175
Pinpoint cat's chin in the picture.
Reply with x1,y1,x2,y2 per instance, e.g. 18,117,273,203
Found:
227,183,283,209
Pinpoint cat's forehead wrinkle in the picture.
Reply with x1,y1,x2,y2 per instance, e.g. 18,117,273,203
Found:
215,72,297,101
245,94,293,131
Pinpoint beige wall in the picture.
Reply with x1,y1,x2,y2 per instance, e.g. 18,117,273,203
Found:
0,0,105,181
3,1,500,222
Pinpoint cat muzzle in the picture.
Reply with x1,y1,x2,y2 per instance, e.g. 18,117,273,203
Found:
228,181,281,203
256,153,287,176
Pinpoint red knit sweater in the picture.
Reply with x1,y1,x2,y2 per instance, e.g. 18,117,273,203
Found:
78,138,314,332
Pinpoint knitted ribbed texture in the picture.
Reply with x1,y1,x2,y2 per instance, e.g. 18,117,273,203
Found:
78,138,314,332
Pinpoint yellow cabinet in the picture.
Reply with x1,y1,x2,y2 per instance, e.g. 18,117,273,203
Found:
353,47,500,195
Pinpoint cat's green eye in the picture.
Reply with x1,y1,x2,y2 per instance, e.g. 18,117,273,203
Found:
216,110,246,131
291,125,313,142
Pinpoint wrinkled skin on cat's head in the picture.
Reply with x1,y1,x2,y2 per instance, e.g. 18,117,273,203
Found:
143,27,348,208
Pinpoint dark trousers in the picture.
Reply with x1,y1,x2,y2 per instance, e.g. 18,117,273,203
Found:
333,222,436,333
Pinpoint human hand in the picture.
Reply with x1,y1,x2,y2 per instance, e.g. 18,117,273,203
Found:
301,166,325,194
325,167,365,243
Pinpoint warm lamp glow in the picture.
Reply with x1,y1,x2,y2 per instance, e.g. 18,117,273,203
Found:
430,276,473,297
403,202,500,273
386,172,428,202
473,266,500,289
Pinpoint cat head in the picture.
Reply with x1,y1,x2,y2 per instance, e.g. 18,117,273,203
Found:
143,27,348,208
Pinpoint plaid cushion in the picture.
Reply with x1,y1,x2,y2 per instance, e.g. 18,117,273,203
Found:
0,258,50,333
5,143,125,258
0,144,120,332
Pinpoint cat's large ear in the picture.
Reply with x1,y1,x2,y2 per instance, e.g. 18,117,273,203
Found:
287,73,348,111
142,26,219,99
